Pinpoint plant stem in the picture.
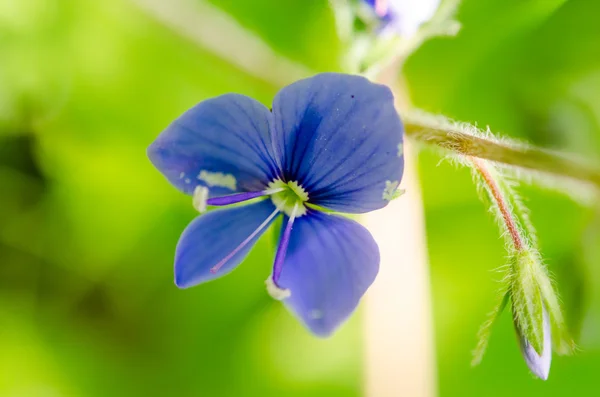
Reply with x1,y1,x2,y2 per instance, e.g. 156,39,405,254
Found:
471,158,524,252
404,117,600,188
364,68,436,397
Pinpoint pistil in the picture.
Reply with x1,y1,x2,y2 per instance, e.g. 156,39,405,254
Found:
267,180,309,217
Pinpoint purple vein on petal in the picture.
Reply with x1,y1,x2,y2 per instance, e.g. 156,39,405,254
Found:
210,206,281,274
272,202,300,284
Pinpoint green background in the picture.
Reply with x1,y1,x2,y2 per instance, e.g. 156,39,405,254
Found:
1,0,599,396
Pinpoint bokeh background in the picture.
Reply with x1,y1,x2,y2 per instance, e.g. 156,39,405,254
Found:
1,0,599,396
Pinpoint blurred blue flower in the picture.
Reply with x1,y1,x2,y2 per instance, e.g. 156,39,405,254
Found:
363,0,440,36
148,73,404,336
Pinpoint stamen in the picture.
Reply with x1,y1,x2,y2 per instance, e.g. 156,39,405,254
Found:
192,186,209,213
209,206,281,274
265,276,291,300
271,202,300,284
207,190,266,206
262,187,285,195
205,187,286,207
202,181,305,276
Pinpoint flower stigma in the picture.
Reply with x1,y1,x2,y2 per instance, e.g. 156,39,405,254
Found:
267,180,309,217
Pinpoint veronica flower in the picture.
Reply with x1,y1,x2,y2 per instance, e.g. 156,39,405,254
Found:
363,0,440,36
148,73,404,336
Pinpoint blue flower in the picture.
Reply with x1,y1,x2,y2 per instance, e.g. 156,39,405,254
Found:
363,0,440,36
148,73,404,336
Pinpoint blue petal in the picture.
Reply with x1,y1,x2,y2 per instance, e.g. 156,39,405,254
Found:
175,200,277,288
148,94,281,196
276,211,380,336
271,73,404,213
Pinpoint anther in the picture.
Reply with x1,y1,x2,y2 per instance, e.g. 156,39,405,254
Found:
265,276,291,300
193,186,209,213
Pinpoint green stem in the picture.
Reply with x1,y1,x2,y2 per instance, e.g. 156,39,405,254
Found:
404,115,600,188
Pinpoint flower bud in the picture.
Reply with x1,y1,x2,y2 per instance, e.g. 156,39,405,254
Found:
509,249,570,380
515,304,552,380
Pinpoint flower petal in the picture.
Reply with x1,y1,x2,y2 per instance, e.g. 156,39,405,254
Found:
271,73,404,213
276,211,380,336
175,200,278,288
148,94,281,196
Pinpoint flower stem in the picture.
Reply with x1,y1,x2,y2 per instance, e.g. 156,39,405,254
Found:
471,157,524,252
365,71,436,397
404,115,600,189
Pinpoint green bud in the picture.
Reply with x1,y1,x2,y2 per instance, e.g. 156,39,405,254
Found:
474,248,574,378
510,251,545,356
509,249,574,379
514,303,552,380
537,261,576,355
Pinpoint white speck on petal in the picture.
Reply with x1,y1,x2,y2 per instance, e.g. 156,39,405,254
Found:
184,178,191,184
192,186,209,213
310,309,323,320
265,276,291,300
397,142,404,157
198,170,237,190
179,172,185,179
383,180,400,201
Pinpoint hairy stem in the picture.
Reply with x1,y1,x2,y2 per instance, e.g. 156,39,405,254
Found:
471,158,525,252
404,116,600,188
